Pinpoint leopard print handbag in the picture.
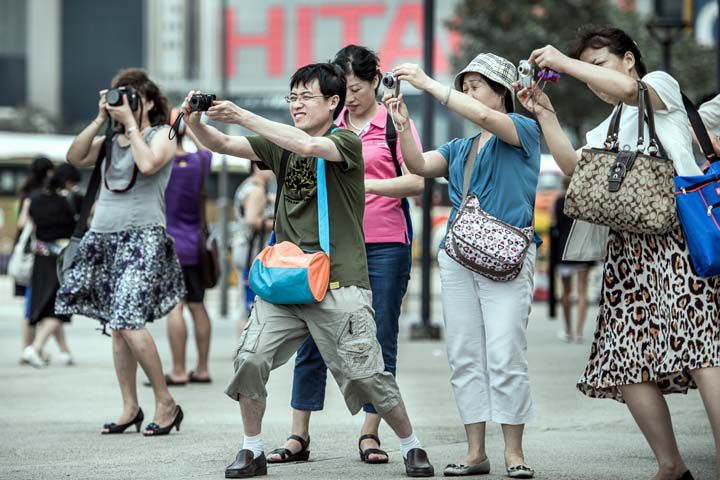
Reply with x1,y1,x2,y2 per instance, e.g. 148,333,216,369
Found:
564,81,679,235
443,136,534,282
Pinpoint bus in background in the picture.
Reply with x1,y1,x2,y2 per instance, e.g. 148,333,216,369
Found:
0,130,251,273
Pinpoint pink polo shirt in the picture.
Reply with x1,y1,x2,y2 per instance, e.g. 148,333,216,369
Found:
337,103,422,244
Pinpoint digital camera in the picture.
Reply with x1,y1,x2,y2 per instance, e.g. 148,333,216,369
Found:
106,86,140,111
189,93,216,112
382,72,400,97
517,61,534,89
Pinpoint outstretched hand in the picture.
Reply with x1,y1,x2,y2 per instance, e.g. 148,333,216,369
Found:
181,90,204,127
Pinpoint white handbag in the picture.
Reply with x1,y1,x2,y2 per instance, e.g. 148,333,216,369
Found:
562,220,609,262
8,223,34,286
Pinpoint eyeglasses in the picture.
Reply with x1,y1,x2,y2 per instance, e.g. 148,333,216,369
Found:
284,94,329,104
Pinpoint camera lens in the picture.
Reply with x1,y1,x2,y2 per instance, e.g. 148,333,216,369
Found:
106,89,122,106
518,61,532,77
382,73,396,89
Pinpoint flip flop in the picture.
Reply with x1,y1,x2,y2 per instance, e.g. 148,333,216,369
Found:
143,374,187,387
188,370,212,384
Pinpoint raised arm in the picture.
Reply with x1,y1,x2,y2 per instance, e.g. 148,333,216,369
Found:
528,45,665,111
66,90,108,167
515,82,580,176
205,100,344,162
181,91,259,161
383,93,448,178
391,64,521,147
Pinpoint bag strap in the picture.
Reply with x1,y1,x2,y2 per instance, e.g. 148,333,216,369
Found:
316,157,330,255
604,103,623,150
682,92,720,164
71,123,111,239
462,136,480,196
385,112,403,177
637,81,668,158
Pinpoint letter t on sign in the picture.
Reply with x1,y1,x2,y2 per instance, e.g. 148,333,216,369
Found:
225,6,285,77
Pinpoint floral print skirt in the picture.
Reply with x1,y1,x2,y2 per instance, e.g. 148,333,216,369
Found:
577,228,720,402
55,226,185,331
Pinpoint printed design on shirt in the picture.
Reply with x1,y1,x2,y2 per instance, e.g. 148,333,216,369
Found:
284,159,317,203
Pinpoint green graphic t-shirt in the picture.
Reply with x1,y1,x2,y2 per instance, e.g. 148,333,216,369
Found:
247,128,369,290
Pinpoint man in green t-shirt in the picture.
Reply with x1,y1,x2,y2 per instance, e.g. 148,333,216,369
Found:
183,63,434,478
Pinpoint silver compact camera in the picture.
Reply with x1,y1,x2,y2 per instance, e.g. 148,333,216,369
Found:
518,60,534,89
382,72,400,97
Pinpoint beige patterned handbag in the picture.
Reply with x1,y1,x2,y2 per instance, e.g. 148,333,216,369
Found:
564,81,679,235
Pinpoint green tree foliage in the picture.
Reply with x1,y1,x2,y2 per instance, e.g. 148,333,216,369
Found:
447,0,717,142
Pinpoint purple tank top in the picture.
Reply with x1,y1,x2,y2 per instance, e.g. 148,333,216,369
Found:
165,150,212,266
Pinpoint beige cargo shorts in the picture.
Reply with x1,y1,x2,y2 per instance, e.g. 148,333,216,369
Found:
224,286,402,415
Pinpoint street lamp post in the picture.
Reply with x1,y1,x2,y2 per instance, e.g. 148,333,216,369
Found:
218,0,230,318
410,0,441,340
647,0,687,74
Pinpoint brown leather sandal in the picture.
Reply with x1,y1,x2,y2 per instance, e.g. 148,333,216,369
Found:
267,434,310,463
358,433,389,464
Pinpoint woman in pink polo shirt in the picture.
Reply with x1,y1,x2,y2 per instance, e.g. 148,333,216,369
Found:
266,45,424,466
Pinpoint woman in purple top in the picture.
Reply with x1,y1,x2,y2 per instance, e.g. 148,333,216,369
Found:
162,111,213,385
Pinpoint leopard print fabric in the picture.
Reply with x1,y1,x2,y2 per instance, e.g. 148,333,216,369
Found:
577,227,720,402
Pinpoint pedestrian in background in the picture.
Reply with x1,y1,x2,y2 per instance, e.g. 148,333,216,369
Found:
232,164,275,333
386,52,541,478
158,109,213,385
15,156,54,364
267,44,424,467
551,176,593,344
20,166,77,368
58,68,184,436
519,26,720,480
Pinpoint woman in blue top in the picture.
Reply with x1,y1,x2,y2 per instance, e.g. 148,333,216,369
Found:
385,53,541,478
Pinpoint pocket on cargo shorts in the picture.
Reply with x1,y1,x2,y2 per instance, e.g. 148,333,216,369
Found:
336,309,384,380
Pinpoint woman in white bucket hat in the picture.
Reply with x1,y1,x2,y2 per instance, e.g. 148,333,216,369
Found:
385,53,542,479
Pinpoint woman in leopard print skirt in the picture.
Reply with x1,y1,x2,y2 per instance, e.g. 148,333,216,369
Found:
516,27,720,480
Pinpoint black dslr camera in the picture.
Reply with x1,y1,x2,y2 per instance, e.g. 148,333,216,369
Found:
106,86,140,111
189,93,216,112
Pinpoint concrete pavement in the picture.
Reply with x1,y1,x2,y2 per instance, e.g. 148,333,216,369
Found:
0,274,715,480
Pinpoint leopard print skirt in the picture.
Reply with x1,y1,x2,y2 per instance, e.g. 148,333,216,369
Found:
577,228,720,402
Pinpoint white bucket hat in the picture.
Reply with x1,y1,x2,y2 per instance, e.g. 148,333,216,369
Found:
453,53,517,107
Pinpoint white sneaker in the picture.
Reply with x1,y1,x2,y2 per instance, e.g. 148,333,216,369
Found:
21,346,47,369
56,352,74,366
556,331,572,343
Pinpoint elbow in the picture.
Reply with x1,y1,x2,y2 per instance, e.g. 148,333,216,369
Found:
620,81,638,105
137,162,156,176
298,137,321,158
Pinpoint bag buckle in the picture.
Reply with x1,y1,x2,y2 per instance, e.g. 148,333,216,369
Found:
607,150,637,193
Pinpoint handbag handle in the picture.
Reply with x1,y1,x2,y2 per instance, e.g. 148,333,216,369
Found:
637,81,668,158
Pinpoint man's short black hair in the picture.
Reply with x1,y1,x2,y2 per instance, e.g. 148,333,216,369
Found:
290,63,346,120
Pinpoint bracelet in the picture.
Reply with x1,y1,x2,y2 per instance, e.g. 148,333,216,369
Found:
126,126,138,135
441,85,452,106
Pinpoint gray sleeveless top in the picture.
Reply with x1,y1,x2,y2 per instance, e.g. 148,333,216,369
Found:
91,126,174,233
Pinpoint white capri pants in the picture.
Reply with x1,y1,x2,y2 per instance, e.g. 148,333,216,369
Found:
438,245,536,425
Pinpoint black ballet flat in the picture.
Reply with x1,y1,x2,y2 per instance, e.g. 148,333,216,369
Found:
143,405,184,436
101,408,144,434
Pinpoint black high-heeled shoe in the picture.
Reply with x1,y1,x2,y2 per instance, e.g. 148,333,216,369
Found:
101,408,144,434
143,405,183,436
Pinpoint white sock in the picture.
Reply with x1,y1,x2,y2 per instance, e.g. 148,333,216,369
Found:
399,432,423,458
243,434,264,459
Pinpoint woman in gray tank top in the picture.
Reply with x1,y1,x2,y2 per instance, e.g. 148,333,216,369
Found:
57,68,185,437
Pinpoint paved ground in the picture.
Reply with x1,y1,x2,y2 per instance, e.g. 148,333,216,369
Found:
0,273,715,480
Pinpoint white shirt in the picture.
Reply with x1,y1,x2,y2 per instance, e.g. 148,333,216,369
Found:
699,93,720,137
585,71,702,177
